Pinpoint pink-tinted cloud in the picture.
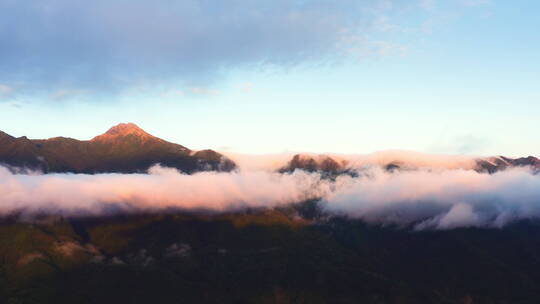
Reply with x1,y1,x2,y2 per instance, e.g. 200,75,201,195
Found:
0,165,327,217
223,150,478,171
2,164,540,230
324,167,540,229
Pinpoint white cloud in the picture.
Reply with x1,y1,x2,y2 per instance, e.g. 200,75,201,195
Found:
0,0,406,96
324,167,540,229
2,0,485,99
2,163,540,230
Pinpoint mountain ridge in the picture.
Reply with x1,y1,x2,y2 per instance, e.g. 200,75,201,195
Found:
2,125,539,175
0,123,235,174
280,153,540,175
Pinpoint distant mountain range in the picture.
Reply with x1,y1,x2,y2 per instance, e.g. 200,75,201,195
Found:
1,123,538,175
279,154,358,177
475,155,540,173
281,153,540,175
0,123,235,173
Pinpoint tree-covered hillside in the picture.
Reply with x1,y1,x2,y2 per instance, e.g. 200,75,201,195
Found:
2,202,540,304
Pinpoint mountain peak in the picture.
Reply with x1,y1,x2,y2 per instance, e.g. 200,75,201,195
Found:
91,123,153,142
106,123,146,135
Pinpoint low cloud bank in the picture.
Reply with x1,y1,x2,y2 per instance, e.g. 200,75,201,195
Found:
324,168,540,229
1,165,540,230
0,166,327,217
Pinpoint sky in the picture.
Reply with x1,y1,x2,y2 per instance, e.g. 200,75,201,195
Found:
0,0,539,156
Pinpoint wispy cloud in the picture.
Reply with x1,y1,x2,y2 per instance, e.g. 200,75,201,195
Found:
1,0,487,101
0,0,401,98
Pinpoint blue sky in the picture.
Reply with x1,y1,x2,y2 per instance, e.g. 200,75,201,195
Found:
0,0,539,156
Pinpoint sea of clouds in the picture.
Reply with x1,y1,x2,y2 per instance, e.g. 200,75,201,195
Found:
2,156,540,229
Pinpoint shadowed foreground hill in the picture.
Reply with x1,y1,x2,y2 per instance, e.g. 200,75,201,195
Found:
2,203,540,304
0,123,235,173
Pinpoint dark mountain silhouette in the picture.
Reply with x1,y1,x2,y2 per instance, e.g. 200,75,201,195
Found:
0,123,236,173
280,154,346,173
279,154,358,178
280,153,540,175
382,156,540,174
475,156,540,173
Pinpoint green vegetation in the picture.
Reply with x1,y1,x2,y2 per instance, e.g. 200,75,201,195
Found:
2,204,540,304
